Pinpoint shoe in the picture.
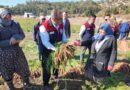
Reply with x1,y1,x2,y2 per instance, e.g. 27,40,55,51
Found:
43,84,53,90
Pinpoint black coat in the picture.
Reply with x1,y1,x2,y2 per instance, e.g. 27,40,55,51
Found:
0,20,25,48
85,36,117,83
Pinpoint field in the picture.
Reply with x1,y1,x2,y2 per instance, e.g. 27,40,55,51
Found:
0,16,130,90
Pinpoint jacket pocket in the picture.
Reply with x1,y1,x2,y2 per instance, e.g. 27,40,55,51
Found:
93,61,104,72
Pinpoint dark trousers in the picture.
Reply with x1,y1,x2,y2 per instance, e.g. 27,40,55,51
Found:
41,51,58,85
41,52,50,85
126,31,130,39
80,45,91,64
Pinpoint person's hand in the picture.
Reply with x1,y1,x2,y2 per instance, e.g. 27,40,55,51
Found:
10,37,17,45
74,39,80,46
107,65,113,71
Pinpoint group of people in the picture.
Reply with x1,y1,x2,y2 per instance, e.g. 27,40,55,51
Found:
0,8,71,90
79,13,130,89
78,14,116,89
33,10,70,90
0,7,130,90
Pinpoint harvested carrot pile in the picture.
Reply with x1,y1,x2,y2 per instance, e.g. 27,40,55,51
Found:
112,62,130,74
30,69,41,78
12,69,41,83
60,65,84,77
54,43,75,65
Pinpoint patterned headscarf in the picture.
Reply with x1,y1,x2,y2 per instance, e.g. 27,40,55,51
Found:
0,8,10,18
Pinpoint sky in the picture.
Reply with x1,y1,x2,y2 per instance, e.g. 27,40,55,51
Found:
0,0,100,6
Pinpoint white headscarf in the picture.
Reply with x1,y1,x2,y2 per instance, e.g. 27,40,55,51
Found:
0,8,12,26
0,8,10,18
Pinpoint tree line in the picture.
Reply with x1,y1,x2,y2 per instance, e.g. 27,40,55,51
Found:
0,0,130,17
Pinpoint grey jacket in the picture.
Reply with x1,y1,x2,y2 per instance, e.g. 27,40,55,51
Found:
0,20,25,48
90,36,117,67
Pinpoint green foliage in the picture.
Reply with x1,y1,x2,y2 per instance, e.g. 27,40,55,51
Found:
12,17,130,90
14,17,38,32
110,7,119,14
81,85,87,90
46,43,62,74
71,25,80,33
124,52,130,60
1,0,130,16
7,1,101,16
54,85,59,90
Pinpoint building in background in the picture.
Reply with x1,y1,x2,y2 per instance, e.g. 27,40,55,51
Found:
24,12,36,18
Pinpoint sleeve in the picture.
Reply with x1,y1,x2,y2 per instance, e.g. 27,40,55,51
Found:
119,23,129,33
79,25,86,40
68,20,71,38
125,23,129,32
39,25,55,50
89,41,96,60
12,23,25,40
108,37,117,66
62,28,68,43
0,40,11,48
32,24,37,41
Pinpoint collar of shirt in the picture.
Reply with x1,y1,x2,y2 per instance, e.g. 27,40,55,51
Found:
95,38,108,52
50,18,60,30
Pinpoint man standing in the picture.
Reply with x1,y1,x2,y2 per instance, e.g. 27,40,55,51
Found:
33,15,46,60
79,14,96,64
39,9,67,90
104,14,111,21
118,20,130,51
33,15,46,43
63,12,71,38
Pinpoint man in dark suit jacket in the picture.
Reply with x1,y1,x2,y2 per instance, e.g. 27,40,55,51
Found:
63,12,71,38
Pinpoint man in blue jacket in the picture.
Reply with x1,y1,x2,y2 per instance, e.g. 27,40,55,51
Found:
118,21,130,41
